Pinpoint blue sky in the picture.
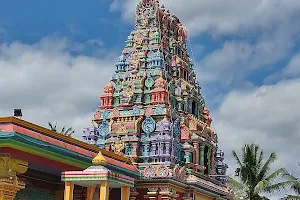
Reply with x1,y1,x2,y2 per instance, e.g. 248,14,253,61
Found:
0,0,300,199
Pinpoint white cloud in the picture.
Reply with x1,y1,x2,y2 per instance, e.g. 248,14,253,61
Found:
0,36,116,139
264,51,300,84
111,0,300,90
86,39,104,47
212,77,300,198
110,0,300,36
283,52,300,77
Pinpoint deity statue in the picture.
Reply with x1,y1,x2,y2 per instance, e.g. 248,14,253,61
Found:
112,137,125,156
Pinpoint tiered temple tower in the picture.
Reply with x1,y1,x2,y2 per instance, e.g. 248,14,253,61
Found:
83,0,231,198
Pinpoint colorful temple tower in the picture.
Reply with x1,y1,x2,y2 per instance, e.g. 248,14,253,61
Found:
83,0,232,199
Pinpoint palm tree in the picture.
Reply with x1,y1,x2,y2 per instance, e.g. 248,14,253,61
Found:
229,143,291,200
48,122,75,137
282,165,300,200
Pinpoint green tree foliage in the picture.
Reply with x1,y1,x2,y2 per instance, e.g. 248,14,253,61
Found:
48,122,74,137
282,165,300,200
229,143,291,200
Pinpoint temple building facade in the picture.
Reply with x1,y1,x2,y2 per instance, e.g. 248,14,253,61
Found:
0,0,232,200
81,0,232,199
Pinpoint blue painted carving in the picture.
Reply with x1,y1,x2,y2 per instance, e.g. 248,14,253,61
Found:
98,119,109,139
140,134,150,143
215,148,229,184
175,142,182,163
125,143,133,155
125,71,131,78
142,116,156,134
154,104,164,115
143,143,150,157
172,109,177,119
151,51,163,67
173,119,180,137
102,109,110,119
115,55,126,71
140,134,150,158
132,105,141,116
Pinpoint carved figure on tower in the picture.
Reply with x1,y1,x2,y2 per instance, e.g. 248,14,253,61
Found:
82,1,230,194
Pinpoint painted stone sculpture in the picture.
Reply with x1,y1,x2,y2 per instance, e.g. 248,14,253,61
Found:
83,0,228,185
142,116,156,134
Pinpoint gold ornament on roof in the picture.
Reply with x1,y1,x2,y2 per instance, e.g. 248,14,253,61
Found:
92,151,107,166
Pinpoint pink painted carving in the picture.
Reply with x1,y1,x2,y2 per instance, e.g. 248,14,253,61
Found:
112,108,120,118
180,125,189,140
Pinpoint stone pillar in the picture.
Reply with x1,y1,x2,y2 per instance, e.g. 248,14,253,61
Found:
210,148,216,175
132,143,138,157
193,141,199,165
64,181,74,200
0,156,28,200
121,186,130,200
151,142,156,156
99,180,109,200
86,187,95,200
184,151,191,163
200,144,205,173
207,146,211,175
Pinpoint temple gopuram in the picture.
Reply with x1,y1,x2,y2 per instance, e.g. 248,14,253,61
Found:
0,0,232,200
81,0,232,199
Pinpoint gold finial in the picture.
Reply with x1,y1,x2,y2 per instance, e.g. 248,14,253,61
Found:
92,151,107,166
164,115,167,120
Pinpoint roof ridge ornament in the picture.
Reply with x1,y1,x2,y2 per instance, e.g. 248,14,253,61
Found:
92,151,107,166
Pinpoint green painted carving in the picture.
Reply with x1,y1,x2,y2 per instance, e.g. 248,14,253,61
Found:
123,81,130,88
170,96,177,109
145,76,154,88
113,97,120,106
200,144,205,166
169,83,175,95
115,81,122,91
145,94,151,104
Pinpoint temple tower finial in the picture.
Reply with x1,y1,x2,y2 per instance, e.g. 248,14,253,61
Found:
92,151,107,166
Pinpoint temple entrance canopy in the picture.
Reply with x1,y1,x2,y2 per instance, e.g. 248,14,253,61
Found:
61,151,134,200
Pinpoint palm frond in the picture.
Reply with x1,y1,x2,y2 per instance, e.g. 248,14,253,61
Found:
265,168,287,182
228,177,245,191
232,150,243,168
282,195,300,200
60,126,65,134
48,122,57,132
63,127,74,137
263,180,297,195
258,152,276,180
285,173,299,181
257,149,264,169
